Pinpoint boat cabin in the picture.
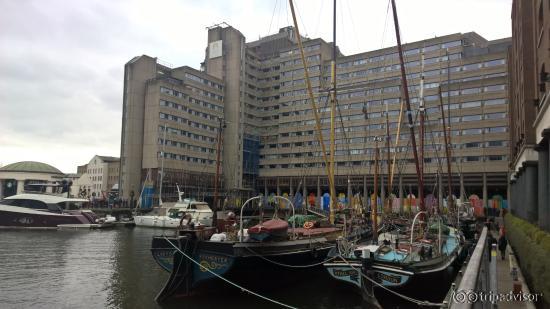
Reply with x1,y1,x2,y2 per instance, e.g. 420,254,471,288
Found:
1,194,89,213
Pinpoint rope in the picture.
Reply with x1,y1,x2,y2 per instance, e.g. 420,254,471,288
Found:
243,246,337,268
267,0,278,35
162,236,298,309
336,254,445,307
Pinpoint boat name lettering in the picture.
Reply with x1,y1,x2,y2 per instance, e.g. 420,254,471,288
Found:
375,272,401,284
333,269,357,277
17,217,33,224
199,254,228,264
154,250,175,258
198,254,228,272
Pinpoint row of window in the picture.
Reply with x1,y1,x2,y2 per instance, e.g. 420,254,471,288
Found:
280,65,321,78
277,98,507,125
258,155,507,169
280,76,320,87
260,140,508,159
264,127,507,149
280,40,461,61
279,82,505,101
281,54,321,67
333,58,505,82
282,97,506,117
160,86,223,102
184,73,223,90
278,107,508,130
261,136,508,153
158,138,216,154
292,70,505,103
279,44,321,57
335,53,462,78
159,125,216,143
279,111,506,129
159,113,219,132
160,100,219,122
87,168,102,175
159,152,216,165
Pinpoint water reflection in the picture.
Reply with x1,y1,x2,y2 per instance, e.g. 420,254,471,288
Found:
0,228,454,309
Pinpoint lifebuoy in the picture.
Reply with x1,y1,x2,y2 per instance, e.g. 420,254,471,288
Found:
303,221,314,229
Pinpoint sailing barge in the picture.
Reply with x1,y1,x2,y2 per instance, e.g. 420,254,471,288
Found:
151,195,370,303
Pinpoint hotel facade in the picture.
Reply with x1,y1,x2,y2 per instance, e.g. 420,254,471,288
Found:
120,25,511,209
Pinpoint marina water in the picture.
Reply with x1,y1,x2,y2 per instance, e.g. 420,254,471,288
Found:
0,228,456,308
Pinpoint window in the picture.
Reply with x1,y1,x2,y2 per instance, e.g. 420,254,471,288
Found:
462,101,481,108
462,88,481,95
486,141,507,147
485,59,506,67
441,90,460,97
424,57,439,65
487,155,506,161
462,128,482,135
462,115,482,122
423,44,440,52
484,98,507,106
464,156,481,162
404,48,420,56
463,63,480,71
441,40,462,48
464,142,481,148
484,85,506,92
486,126,507,133
485,112,506,120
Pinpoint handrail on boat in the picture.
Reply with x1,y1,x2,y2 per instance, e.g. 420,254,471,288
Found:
239,195,296,242
409,211,427,245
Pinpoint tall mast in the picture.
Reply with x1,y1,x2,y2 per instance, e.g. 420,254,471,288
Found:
390,0,425,212
385,106,392,213
419,52,425,201
288,0,336,218
438,87,453,213
212,117,224,227
373,138,380,240
159,124,167,206
328,0,337,224
389,95,404,189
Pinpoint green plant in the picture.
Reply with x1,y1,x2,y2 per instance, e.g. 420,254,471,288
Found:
504,214,550,307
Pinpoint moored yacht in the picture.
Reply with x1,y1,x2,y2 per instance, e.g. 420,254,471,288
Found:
134,199,213,228
0,193,97,229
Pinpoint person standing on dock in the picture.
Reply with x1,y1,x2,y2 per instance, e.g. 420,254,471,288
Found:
487,233,497,261
498,231,507,261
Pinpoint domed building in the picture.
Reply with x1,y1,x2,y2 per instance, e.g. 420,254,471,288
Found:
0,161,65,199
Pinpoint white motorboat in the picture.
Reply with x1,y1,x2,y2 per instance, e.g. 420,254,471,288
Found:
134,186,213,229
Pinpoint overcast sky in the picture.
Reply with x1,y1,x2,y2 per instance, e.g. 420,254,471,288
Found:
0,0,512,173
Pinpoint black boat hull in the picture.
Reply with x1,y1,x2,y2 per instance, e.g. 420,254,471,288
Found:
325,242,470,303
151,235,334,302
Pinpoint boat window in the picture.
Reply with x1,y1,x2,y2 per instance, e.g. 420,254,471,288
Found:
48,203,62,213
194,203,210,210
60,202,83,210
1,198,48,210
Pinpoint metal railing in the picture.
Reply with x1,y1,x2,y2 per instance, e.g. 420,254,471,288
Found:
449,226,498,309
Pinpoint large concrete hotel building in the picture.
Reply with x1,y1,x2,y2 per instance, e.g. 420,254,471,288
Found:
120,24,511,208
